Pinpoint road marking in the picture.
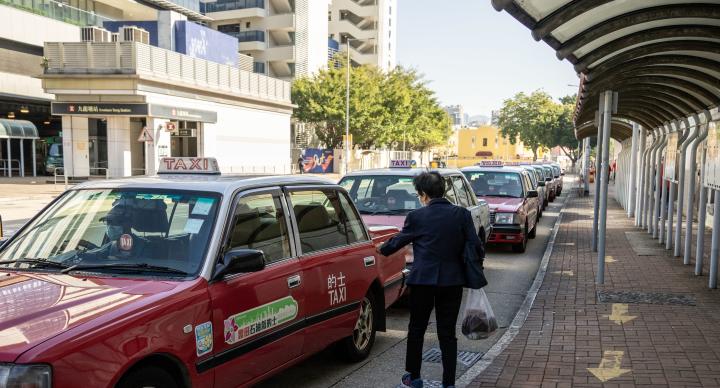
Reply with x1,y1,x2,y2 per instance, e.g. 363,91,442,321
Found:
587,350,631,382
605,255,617,263
552,270,574,276
603,303,636,325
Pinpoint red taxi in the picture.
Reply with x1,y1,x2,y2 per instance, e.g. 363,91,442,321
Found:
461,161,540,253
0,157,407,388
339,166,492,269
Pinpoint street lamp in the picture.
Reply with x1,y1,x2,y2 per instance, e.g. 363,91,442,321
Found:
345,37,375,174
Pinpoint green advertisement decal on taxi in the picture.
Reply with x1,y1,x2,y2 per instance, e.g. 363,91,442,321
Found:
224,296,299,344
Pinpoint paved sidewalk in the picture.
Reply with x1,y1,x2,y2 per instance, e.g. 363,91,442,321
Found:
470,188,720,387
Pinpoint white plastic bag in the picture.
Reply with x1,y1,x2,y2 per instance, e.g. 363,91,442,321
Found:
461,288,498,340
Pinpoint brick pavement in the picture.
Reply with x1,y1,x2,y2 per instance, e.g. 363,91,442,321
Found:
470,187,720,388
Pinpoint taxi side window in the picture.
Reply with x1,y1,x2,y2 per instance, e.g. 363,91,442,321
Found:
291,190,354,254
228,192,291,264
452,176,471,207
443,177,458,204
462,179,478,206
338,191,369,243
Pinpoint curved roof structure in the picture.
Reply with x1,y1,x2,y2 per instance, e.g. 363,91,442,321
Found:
491,0,720,140
0,119,39,139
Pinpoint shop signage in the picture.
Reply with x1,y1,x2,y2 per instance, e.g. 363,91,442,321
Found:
150,104,217,123
177,128,194,137
52,103,149,116
165,122,177,132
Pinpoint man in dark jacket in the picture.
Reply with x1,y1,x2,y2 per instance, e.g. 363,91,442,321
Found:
378,172,484,388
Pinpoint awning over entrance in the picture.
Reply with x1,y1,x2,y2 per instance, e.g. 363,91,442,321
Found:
0,119,40,139
492,0,720,140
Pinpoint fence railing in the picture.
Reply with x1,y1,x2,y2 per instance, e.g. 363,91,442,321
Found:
44,41,292,103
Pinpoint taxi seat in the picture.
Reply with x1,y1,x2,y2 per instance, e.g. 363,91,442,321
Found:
130,199,169,233
294,204,344,252
230,205,263,249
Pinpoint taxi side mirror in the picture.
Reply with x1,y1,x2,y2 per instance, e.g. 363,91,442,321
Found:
537,181,546,187
561,172,565,176
527,190,539,198
214,248,266,280
545,178,552,182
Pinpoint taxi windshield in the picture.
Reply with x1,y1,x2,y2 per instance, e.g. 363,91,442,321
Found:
463,171,523,198
0,189,221,277
339,175,421,215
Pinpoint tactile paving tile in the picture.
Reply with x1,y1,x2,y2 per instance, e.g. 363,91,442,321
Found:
598,290,696,306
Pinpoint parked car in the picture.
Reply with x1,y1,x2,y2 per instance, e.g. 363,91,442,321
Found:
44,142,64,175
538,165,557,202
551,163,564,196
0,157,408,388
462,162,540,253
529,165,551,207
514,163,544,218
339,166,492,269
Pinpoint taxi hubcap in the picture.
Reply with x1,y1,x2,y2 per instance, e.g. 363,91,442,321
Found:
353,297,373,350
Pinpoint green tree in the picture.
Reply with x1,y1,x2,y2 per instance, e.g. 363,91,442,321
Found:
554,94,581,168
291,56,451,150
496,90,557,161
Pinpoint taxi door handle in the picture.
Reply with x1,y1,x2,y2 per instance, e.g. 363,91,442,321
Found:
287,274,301,289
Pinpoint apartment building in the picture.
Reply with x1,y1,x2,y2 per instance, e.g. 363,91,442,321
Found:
445,105,466,129
328,0,396,71
204,0,330,80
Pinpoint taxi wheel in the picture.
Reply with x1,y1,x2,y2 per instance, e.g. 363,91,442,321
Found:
117,365,178,388
512,227,528,253
338,294,377,362
528,222,537,239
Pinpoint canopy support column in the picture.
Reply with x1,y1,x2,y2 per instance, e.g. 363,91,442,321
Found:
6,139,11,178
583,137,590,195
675,118,696,256
19,139,24,177
709,193,720,288
597,90,613,285
696,141,709,275
652,127,667,238
31,139,36,177
685,113,709,264
592,105,605,253
628,123,639,217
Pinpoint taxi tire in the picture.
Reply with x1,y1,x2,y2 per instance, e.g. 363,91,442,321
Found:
512,227,528,253
528,222,537,239
117,365,178,388
337,293,377,362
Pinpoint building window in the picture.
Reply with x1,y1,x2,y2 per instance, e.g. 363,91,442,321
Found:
482,138,488,147
328,11,331,21
218,24,240,34
471,136,476,147
246,22,251,28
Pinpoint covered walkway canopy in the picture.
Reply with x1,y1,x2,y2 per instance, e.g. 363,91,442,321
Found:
491,0,720,139
492,0,720,288
0,119,39,177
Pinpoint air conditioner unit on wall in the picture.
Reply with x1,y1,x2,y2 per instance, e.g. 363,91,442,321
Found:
118,26,150,44
81,26,111,42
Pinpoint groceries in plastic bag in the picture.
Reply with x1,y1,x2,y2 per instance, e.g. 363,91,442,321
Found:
461,288,498,340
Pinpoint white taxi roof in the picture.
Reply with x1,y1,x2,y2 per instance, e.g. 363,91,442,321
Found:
342,168,462,177
72,174,336,197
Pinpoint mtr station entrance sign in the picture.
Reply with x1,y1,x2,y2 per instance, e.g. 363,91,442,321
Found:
705,121,720,190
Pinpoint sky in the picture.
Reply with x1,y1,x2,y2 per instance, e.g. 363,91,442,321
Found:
396,0,580,118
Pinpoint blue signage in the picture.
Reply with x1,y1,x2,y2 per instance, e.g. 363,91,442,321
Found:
175,21,238,67
302,149,334,173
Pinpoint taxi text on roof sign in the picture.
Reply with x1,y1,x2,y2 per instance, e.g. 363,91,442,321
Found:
390,160,415,168
158,157,221,175
478,160,504,167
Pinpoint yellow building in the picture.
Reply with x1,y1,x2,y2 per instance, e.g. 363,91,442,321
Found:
451,126,545,168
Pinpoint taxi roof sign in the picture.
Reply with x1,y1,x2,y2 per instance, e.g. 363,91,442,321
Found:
478,160,504,167
390,159,414,168
158,157,221,175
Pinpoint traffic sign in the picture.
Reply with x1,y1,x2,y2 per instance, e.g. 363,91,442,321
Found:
137,127,154,143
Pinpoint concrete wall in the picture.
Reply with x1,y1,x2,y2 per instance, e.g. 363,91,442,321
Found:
141,92,292,174
61,116,90,177
0,4,79,48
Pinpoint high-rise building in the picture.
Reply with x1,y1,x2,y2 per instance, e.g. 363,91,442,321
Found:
204,0,330,80
444,105,465,129
328,0,397,71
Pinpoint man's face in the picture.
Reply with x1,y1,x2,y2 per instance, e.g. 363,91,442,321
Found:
387,196,397,206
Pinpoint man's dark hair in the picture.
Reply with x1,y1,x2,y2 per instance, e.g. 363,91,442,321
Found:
413,172,445,199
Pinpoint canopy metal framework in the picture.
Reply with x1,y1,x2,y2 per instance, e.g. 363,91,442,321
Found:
0,119,39,178
492,0,720,287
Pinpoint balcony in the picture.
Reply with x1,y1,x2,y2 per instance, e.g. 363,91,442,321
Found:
226,30,265,42
261,45,295,62
202,0,263,13
43,41,291,103
262,13,294,31
0,0,113,27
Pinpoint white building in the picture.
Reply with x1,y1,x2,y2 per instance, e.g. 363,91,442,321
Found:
205,0,330,80
444,105,465,129
328,0,397,71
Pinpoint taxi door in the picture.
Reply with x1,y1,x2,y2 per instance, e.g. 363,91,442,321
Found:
521,172,539,230
451,175,481,233
286,187,374,355
205,189,305,387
